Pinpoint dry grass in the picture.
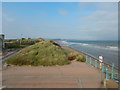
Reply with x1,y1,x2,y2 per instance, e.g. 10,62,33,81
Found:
7,40,85,66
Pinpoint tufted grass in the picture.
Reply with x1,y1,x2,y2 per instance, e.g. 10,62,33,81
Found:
7,40,85,66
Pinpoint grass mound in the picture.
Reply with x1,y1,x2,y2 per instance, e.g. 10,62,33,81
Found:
7,40,86,66
7,40,71,66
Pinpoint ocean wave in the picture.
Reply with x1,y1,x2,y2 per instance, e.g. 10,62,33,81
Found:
106,46,118,51
59,40,89,46
59,41,71,46
93,45,118,51
59,40,118,51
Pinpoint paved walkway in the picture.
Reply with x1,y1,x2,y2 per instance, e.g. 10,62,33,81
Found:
2,62,105,88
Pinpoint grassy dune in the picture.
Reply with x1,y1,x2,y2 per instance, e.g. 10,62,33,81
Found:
7,40,85,66
5,39,40,48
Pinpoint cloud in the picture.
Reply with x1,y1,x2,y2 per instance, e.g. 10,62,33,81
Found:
2,2,118,40
79,2,118,12
75,2,118,40
3,13,14,22
50,24,64,29
77,9,118,40
40,22,65,29
58,10,68,16
96,2,118,10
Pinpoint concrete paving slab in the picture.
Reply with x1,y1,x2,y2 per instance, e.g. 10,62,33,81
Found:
2,62,105,88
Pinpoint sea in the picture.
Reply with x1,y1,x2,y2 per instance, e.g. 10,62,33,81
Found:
57,40,118,67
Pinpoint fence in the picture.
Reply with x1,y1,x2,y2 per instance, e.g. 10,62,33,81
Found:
66,46,120,83
85,55,120,83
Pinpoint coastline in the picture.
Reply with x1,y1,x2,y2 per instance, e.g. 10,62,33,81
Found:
61,46,97,60
61,46,85,56
61,45,119,71
57,40,118,68
2,43,119,88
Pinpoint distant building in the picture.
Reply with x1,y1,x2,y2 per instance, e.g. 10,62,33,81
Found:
38,38,44,41
0,34,5,49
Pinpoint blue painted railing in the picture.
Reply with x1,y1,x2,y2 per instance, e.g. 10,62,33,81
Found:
66,47,119,83
85,55,120,83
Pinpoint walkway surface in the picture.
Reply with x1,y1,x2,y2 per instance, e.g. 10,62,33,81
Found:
2,62,105,88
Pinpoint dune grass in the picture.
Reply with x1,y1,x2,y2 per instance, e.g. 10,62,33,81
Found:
7,40,85,66
5,39,40,49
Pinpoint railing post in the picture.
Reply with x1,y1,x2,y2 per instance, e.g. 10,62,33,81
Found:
95,60,97,68
99,56,103,70
90,57,92,65
102,63,104,72
111,63,114,79
86,56,88,63
106,68,109,80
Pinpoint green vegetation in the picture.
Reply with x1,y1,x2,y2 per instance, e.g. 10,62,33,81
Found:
5,39,40,49
6,45,28,48
66,51,86,62
7,40,85,66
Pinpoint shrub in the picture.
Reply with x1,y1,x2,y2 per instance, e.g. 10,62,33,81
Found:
76,55,86,62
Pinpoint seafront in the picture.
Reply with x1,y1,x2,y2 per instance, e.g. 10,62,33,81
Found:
2,46,106,88
3,62,105,88
1,40,119,88
1,2,119,89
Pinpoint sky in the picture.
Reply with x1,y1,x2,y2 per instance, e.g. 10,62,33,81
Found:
1,2,118,40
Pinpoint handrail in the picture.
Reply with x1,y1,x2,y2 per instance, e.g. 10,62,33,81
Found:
67,46,120,72
64,46,120,82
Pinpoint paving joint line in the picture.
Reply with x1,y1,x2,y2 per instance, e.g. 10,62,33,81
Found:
77,79,83,88
3,75,100,79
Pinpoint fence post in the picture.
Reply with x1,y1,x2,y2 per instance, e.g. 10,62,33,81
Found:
90,57,92,65
95,60,97,68
106,68,109,80
111,63,114,79
86,56,88,63
102,63,104,72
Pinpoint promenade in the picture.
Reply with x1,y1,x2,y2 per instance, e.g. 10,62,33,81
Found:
3,62,105,88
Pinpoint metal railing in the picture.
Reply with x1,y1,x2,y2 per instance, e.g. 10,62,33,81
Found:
66,46,119,83
85,55,120,83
